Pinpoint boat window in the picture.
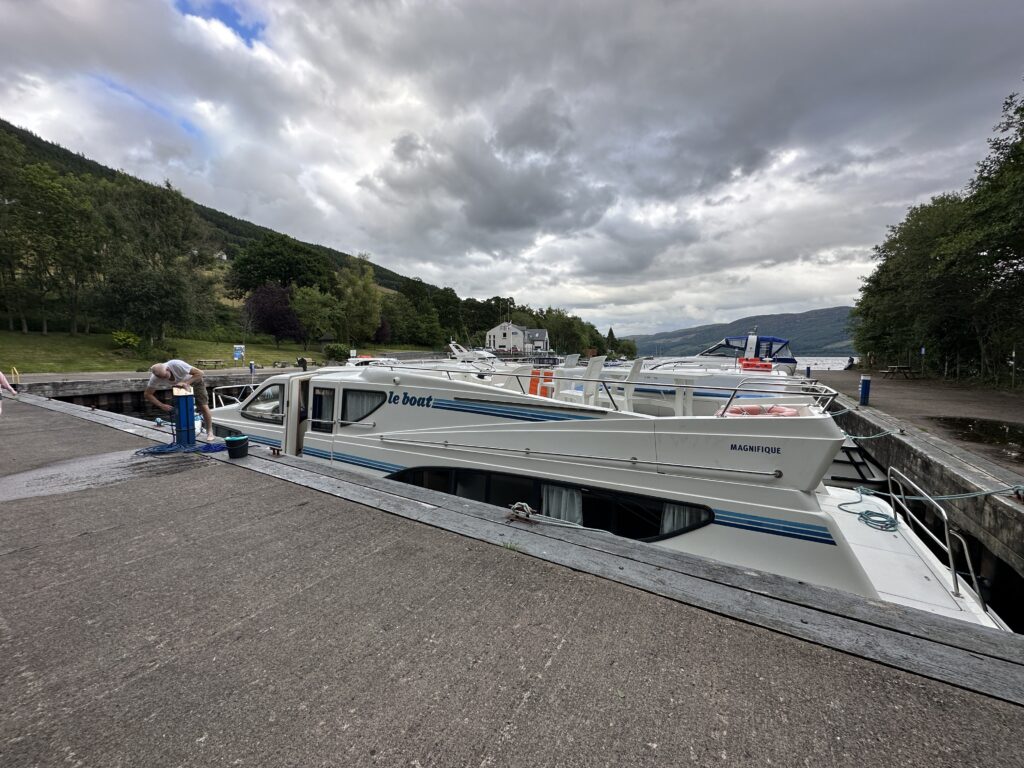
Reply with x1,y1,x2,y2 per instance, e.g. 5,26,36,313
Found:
241,383,284,424
542,484,582,524
423,469,453,492
342,389,386,422
488,474,538,510
580,489,660,539
455,470,488,502
392,468,452,492
387,468,712,542
660,502,713,537
311,386,336,433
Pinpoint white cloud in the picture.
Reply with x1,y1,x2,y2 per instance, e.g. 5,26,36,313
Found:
1,0,1022,334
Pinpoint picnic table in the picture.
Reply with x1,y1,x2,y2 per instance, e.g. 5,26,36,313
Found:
881,365,915,379
196,359,226,369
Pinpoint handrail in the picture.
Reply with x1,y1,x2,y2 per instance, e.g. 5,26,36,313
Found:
289,361,840,417
887,467,988,611
211,383,256,409
377,435,783,478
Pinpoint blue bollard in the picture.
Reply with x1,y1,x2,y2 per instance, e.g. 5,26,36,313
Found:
859,374,871,406
805,365,811,379
173,389,197,446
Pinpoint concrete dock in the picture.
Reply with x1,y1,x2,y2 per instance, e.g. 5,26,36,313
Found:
815,369,1024,473
2,393,1024,765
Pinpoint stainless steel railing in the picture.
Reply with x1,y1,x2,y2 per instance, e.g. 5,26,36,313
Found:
211,383,256,409
887,467,987,611
355,361,839,416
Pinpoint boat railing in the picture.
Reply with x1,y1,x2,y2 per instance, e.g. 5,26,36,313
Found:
886,467,988,613
211,383,256,409
361,361,839,415
547,371,839,415
716,377,837,414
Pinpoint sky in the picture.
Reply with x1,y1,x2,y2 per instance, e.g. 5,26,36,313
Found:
1,0,1022,335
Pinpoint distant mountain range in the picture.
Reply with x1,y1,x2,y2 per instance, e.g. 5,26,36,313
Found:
626,306,855,357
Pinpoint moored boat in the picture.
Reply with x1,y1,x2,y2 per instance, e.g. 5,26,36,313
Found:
210,364,1005,630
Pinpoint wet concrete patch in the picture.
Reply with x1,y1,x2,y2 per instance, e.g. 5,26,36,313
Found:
0,449,205,504
930,417,1023,464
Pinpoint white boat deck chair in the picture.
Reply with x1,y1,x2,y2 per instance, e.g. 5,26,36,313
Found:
594,358,645,411
554,356,606,406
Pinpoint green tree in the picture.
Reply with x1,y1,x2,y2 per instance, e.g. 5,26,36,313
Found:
54,174,111,334
246,284,302,347
617,338,638,358
432,286,466,341
339,261,381,344
292,284,344,351
95,181,214,344
228,232,335,296
853,85,1024,382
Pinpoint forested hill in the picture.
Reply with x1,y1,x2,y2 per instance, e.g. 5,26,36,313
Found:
626,306,854,356
0,116,617,354
0,117,411,292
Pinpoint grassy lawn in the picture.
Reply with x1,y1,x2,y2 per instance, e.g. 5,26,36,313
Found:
0,331,412,373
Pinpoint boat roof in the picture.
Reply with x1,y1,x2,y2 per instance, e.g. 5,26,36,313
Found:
723,335,790,344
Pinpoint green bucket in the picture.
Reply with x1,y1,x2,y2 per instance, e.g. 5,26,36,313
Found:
225,435,249,459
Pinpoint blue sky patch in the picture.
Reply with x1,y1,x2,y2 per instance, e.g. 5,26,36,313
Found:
93,75,202,138
174,0,265,46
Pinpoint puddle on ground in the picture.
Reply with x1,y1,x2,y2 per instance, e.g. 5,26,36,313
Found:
930,417,1023,463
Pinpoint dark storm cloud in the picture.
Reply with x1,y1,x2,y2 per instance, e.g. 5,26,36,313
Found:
1,0,1022,332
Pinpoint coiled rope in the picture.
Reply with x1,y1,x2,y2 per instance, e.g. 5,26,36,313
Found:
837,482,1024,530
837,487,900,530
137,416,227,456
136,441,227,456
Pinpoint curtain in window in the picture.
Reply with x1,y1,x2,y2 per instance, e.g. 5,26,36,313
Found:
542,484,583,524
343,390,384,421
312,387,335,432
661,503,704,534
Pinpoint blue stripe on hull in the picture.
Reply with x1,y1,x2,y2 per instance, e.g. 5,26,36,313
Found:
713,519,836,545
712,509,835,545
302,446,404,473
248,434,281,448
431,398,596,422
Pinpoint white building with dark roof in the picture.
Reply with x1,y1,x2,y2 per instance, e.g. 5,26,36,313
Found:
486,322,550,353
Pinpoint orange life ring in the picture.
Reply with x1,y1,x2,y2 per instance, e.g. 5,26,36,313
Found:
721,404,799,416
739,357,773,371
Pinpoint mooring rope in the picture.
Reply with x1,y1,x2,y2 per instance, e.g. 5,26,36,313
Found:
850,483,1024,504
836,487,900,530
841,428,906,440
838,482,1024,531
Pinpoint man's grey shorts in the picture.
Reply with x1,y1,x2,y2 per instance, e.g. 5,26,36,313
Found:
193,379,209,408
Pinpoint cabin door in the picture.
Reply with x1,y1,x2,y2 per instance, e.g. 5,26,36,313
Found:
283,376,312,455
301,383,341,462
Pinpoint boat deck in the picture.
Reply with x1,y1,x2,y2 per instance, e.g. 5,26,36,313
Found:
1,394,1022,766
822,488,993,625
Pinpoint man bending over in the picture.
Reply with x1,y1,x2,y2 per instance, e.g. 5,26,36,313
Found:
144,359,214,438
